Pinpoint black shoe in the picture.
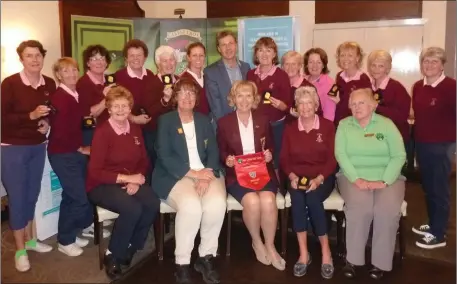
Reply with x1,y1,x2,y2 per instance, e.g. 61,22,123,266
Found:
369,266,385,280
194,255,220,284
104,253,122,280
175,264,192,284
415,234,447,249
342,261,356,278
120,246,137,267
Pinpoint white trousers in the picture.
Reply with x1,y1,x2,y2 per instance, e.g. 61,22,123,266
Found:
166,176,227,265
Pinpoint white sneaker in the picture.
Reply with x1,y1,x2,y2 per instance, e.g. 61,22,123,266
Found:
26,241,53,253
58,243,83,256
82,226,111,239
15,255,31,272
75,237,89,248
103,220,113,226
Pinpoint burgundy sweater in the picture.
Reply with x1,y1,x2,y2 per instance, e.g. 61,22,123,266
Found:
180,71,210,115
47,87,84,154
334,71,372,126
86,120,149,192
247,68,292,122
76,73,110,124
412,76,456,143
141,74,174,131
374,78,411,143
1,73,56,145
114,67,156,115
280,116,336,179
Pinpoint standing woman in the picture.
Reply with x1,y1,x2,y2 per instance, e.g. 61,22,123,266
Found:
1,40,55,272
331,42,371,126
412,47,456,249
367,50,411,144
247,37,292,173
180,42,210,115
77,44,114,146
303,48,336,121
47,57,94,257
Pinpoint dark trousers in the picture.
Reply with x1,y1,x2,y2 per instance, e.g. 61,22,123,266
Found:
416,142,456,241
49,152,93,245
82,129,94,147
88,184,160,261
1,144,46,230
143,129,157,186
289,175,335,236
271,119,285,169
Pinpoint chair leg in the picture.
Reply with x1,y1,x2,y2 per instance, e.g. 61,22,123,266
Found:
158,213,165,261
399,216,405,262
96,221,104,270
280,208,287,256
335,211,346,259
153,217,161,261
226,211,232,257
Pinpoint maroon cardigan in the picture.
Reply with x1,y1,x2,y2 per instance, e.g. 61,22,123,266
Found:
217,111,278,187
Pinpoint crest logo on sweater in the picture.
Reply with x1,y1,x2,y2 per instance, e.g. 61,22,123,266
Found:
44,91,49,96
430,98,437,106
269,83,274,89
133,136,140,145
316,133,323,143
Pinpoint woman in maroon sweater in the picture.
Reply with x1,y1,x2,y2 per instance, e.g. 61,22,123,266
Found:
367,50,411,144
180,42,210,115
331,42,371,126
76,44,115,146
47,57,94,257
411,47,456,249
247,37,292,172
1,40,55,272
280,85,337,279
87,86,160,280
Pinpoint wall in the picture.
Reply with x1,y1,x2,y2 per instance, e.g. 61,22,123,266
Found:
444,1,456,78
1,1,61,80
138,1,206,18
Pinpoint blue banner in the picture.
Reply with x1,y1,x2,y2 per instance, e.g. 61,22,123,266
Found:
240,16,295,68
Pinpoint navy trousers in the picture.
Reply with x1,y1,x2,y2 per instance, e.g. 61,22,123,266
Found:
143,129,157,186
49,152,93,245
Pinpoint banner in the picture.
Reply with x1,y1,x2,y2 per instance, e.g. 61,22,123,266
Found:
238,16,299,67
234,152,270,190
35,155,63,241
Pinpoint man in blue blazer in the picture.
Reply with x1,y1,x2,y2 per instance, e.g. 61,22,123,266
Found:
204,30,251,122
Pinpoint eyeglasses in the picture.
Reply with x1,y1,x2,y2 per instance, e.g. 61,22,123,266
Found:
177,90,197,98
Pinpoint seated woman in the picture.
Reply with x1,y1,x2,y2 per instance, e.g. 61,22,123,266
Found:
217,80,285,271
335,88,406,280
152,78,226,284
280,86,336,279
87,86,160,280
48,57,94,257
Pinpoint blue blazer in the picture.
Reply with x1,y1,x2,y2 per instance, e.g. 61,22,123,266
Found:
151,110,222,199
204,59,251,121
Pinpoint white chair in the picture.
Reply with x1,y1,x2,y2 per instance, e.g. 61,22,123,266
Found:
225,192,287,257
154,200,177,261
284,189,346,256
94,206,118,270
398,200,407,260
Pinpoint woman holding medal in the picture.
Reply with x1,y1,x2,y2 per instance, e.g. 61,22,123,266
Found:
152,78,226,284
1,40,56,272
47,57,94,257
335,88,406,280
217,80,285,271
77,44,115,146
280,86,336,279
247,37,292,174
367,50,411,143
330,42,371,126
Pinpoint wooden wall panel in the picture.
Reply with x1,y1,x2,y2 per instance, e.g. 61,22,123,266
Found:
59,0,144,57
315,1,422,24
207,0,289,18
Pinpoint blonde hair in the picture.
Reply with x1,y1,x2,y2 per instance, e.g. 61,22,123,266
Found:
52,57,79,83
228,80,261,109
419,47,447,65
294,86,320,110
105,85,134,109
348,88,377,108
367,50,392,74
336,41,364,69
281,51,303,66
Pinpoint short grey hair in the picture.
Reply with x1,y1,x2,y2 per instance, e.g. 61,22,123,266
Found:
420,46,447,65
294,86,320,109
154,45,177,64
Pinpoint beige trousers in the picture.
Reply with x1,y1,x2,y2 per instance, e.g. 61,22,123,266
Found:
338,174,405,271
166,176,227,265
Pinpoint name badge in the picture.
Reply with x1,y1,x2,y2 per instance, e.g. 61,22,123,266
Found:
364,133,374,137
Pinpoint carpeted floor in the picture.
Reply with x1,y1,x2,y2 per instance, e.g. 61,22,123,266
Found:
1,178,455,283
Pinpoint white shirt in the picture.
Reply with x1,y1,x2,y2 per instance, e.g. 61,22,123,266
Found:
237,112,255,155
183,121,205,170
186,69,204,88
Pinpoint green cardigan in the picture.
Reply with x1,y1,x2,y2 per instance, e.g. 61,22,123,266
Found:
151,111,222,199
335,113,406,185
